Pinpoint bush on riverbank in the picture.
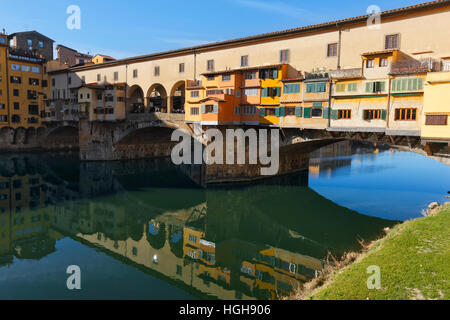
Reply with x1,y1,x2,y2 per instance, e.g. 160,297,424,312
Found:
295,204,449,300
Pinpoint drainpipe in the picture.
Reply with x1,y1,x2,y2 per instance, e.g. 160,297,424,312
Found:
386,76,392,130
328,80,333,130
5,45,11,127
125,64,128,114
337,23,342,70
193,49,197,82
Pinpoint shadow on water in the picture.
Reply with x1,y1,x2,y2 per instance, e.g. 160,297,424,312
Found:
0,151,397,300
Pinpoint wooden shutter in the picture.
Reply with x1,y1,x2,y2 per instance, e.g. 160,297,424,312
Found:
426,115,448,125
380,81,385,92
213,104,219,114
381,109,387,120
366,82,373,93
201,104,206,114
323,107,330,119
279,106,285,117
296,106,303,118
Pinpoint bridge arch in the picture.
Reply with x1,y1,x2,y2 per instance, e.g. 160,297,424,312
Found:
147,83,168,113
0,127,14,145
46,126,79,149
25,127,37,145
13,127,26,145
170,81,186,114
128,85,145,114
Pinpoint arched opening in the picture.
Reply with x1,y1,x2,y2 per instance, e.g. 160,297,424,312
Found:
24,127,37,145
170,81,185,114
169,226,184,259
147,84,168,113
13,127,26,145
46,126,79,148
146,221,167,250
0,127,14,145
128,85,145,114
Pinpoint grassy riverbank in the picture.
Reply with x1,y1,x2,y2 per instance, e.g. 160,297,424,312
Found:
308,205,450,300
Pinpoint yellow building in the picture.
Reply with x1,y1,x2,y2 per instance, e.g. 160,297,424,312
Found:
330,51,396,133
422,71,450,150
185,80,205,123
0,31,49,129
0,33,9,126
77,82,126,122
387,72,426,137
302,72,331,129
279,77,303,128
92,54,115,64
259,64,288,126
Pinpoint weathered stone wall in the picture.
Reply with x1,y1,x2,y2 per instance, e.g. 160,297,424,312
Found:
0,125,79,152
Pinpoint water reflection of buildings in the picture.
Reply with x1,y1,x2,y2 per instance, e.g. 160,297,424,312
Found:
309,140,383,178
0,154,395,300
0,168,54,266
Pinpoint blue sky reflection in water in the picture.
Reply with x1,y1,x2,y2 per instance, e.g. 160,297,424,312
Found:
309,145,450,221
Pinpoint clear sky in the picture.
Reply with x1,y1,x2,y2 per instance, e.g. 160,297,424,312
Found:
0,0,427,59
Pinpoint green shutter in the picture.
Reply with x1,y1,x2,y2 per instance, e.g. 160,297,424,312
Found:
331,109,339,120
262,87,268,97
279,106,285,117
304,107,311,118
323,107,330,119
401,79,407,91
273,69,278,79
392,79,398,91
418,78,424,91
380,81,385,92
276,87,281,97
312,102,322,108
381,109,387,120
408,79,414,91
259,107,265,117
366,82,373,93
294,83,300,93
275,108,280,117
296,106,303,117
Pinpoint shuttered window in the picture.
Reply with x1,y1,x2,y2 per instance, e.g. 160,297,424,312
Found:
392,78,424,91
283,83,300,94
425,115,448,126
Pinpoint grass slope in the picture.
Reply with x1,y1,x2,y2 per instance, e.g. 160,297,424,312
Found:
312,206,450,300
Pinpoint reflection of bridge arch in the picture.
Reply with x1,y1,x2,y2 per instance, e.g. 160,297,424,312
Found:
169,226,184,259
146,221,167,250
170,81,185,114
128,85,145,114
147,84,168,113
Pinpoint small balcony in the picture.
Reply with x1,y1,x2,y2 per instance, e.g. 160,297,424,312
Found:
330,68,363,80
186,80,203,89
390,59,441,75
